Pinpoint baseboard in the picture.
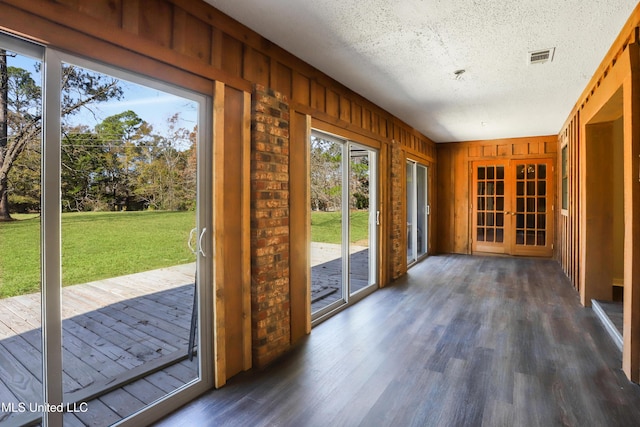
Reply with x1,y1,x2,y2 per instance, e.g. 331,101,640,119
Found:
592,299,623,352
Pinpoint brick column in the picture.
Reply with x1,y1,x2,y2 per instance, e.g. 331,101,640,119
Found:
250,84,291,367
390,140,405,280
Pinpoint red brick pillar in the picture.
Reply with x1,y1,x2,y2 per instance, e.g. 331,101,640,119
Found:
250,84,291,367
390,140,405,279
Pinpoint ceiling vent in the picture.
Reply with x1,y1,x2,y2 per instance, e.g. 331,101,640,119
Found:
528,48,555,65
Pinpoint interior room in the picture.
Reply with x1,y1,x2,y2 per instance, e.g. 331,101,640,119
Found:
1,1,640,426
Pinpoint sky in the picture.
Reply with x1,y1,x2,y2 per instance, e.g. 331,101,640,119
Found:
6,51,198,142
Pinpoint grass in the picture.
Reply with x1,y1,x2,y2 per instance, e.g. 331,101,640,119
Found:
0,209,368,299
0,211,196,299
311,210,369,245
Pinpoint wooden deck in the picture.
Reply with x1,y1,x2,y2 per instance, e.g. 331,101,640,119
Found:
311,243,372,313
0,264,198,426
157,255,640,427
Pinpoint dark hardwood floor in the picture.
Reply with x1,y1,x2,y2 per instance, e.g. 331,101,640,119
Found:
156,255,640,427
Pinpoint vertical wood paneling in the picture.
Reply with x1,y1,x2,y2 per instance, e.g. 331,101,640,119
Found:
292,72,310,106
173,9,212,63
326,89,339,118
243,47,269,87
220,33,243,77
311,81,326,112
223,86,247,378
136,0,173,47
274,62,293,100
437,136,556,255
290,111,311,343
339,96,351,123
212,81,227,388
55,0,122,26
351,103,362,129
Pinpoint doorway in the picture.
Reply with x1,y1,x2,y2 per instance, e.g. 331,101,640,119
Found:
471,159,554,257
0,32,213,426
406,160,429,266
310,130,378,323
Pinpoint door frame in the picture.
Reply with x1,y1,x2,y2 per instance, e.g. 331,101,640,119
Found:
471,158,554,257
309,129,379,325
0,31,214,426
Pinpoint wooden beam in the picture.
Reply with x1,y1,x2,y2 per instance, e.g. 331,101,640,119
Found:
623,43,640,382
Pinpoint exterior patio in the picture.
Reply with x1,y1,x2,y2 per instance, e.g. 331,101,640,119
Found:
0,264,198,426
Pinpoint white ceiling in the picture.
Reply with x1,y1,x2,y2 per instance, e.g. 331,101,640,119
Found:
205,0,638,142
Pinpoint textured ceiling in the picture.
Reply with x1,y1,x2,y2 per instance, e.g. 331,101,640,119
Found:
205,0,638,142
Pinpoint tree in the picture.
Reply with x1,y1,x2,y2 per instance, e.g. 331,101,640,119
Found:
0,58,123,220
310,135,342,211
0,49,8,219
134,114,195,211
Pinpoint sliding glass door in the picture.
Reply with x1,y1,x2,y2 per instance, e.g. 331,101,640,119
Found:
407,160,429,266
310,131,378,322
0,32,212,426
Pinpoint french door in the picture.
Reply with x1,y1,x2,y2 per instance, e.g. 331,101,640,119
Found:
472,159,553,257
406,160,429,266
0,32,212,426
310,130,378,323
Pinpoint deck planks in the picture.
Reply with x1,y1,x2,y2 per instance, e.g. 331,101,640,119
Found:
0,264,199,426
157,255,640,427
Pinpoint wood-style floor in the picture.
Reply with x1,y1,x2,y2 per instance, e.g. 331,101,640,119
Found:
156,255,640,427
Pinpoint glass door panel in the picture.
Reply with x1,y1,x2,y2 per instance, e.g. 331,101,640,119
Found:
349,145,376,297
406,162,415,264
59,60,202,424
0,41,44,426
416,164,428,258
310,134,344,315
407,160,429,265
472,162,508,254
512,160,553,256
311,131,378,322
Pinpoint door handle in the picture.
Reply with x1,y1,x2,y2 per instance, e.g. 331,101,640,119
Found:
376,210,380,226
188,227,197,254
198,227,207,257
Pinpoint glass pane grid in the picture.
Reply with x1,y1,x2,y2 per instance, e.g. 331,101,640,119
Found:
476,165,504,243
515,163,547,247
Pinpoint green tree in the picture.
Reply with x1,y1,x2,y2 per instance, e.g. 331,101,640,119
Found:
0,58,123,220
134,114,195,211
93,110,144,210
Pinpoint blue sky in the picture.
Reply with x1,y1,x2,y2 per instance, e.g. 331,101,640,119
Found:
7,51,198,140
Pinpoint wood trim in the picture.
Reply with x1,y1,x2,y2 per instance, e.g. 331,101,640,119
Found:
310,117,383,151
290,111,312,342
623,43,640,382
241,90,252,370
0,0,251,92
212,81,226,388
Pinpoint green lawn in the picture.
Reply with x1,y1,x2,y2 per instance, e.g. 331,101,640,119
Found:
0,209,368,299
311,210,369,245
0,211,196,299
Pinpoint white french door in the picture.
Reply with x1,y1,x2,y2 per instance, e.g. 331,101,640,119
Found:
0,32,212,426
310,130,378,323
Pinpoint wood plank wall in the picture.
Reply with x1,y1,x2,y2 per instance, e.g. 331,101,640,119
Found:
556,4,640,383
0,0,436,384
436,136,557,254
558,114,581,291
558,8,640,291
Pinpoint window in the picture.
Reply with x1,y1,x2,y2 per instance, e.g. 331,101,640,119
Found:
562,145,569,211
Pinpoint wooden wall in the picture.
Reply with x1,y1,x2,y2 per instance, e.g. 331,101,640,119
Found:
436,136,557,255
0,0,436,386
557,4,640,382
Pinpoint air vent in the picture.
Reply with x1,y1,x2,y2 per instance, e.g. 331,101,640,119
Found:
528,48,555,65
